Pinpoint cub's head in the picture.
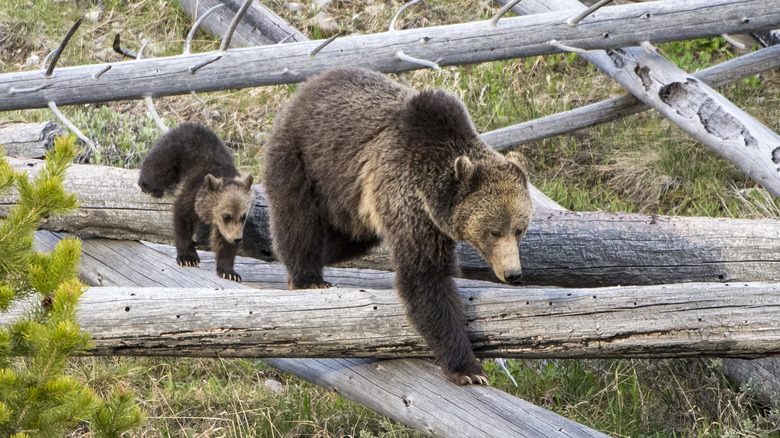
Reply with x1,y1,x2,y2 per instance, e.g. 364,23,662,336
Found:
195,173,254,243
451,151,532,285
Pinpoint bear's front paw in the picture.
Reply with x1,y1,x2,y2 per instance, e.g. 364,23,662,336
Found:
177,252,200,267
443,364,490,386
218,269,242,282
286,276,332,290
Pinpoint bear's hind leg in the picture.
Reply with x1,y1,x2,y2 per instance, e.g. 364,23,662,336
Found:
322,227,380,265
266,151,330,290
389,226,488,386
173,196,200,267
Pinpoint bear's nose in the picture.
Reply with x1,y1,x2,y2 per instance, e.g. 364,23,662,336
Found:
234,237,243,244
503,269,522,285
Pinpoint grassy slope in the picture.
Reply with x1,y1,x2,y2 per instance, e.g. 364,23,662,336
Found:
2,0,780,436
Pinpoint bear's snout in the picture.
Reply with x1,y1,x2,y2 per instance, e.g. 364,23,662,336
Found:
503,269,522,285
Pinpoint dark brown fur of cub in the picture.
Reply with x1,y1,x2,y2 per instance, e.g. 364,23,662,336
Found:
139,123,253,282
264,68,532,385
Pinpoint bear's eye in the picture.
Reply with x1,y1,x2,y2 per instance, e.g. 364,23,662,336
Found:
515,229,524,237
240,214,247,222
223,214,232,222
490,230,501,238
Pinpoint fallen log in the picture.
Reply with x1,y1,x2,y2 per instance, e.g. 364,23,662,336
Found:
4,158,780,287
481,43,780,149
177,0,307,46
3,280,779,359
0,121,66,158
26,231,608,438
1,0,778,111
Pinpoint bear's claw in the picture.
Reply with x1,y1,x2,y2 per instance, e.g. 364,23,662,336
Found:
177,253,200,268
443,367,490,386
219,270,242,282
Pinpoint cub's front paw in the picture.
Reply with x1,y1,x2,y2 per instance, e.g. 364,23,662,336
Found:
443,364,490,386
177,252,200,267
218,269,242,282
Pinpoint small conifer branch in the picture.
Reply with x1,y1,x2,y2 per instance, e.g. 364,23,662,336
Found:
8,83,53,94
144,96,169,133
45,18,83,77
219,0,253,53
490,0,522,27
566,0,614,26
389,0,428,32
395,50,441,71
112,34,138,59
47,101,96,153
309,31,344,57
184,3,225,55
188,55,223,74
721,33,746,49
92,65,112,80
548,39,590,54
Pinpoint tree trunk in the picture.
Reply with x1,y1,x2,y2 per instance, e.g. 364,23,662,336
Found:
1,0,777,111
4,278,779,359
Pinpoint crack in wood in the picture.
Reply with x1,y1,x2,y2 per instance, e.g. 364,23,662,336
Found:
658,79,758,147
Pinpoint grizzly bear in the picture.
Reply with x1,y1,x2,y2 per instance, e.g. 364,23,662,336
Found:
264,68,532,385
138,123,254,282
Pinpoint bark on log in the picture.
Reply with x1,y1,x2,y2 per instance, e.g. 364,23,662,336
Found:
482,43,780,149
5,158,780,288
26,231,608,438
0,121,66,158
176,0,307,46
3,280,780,359
1,0,777,111
503,0,780,198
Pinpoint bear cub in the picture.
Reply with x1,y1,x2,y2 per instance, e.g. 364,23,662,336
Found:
264,68,533,385
139,123,253,282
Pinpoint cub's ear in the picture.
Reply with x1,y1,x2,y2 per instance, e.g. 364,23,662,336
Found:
454,156,475,185
204,174,223,191
505,151,529,185
239,173,254,191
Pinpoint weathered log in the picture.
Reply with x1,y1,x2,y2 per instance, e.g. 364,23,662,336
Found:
481,43,780,149
4,278,780,359
5,158,780,287
1,0,777,111
0,121,66,158
503,0,780,198
177,0,307,47
26,231,608,438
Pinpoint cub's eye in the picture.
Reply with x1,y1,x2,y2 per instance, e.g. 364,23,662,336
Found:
490,230,501,238
515,229,524,237
222,214,232,222
240,214,247,222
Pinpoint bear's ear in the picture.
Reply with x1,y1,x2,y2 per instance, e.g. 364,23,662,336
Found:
505,151,529,185
454,156,475,185
239,173,254,191
204,174,223,191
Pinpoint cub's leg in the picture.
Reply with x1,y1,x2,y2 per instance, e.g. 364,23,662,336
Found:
211,227,241,282
173,193,200,267
388,220,488,386
266,149,330,290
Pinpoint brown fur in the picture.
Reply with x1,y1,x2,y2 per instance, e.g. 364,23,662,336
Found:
263,68,532,385
139,124,253,282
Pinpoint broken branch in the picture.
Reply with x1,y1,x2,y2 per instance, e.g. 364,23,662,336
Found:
44,18,83,77
219,0,253,53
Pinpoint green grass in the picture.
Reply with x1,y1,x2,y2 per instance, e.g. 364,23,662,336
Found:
3,0,780,436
